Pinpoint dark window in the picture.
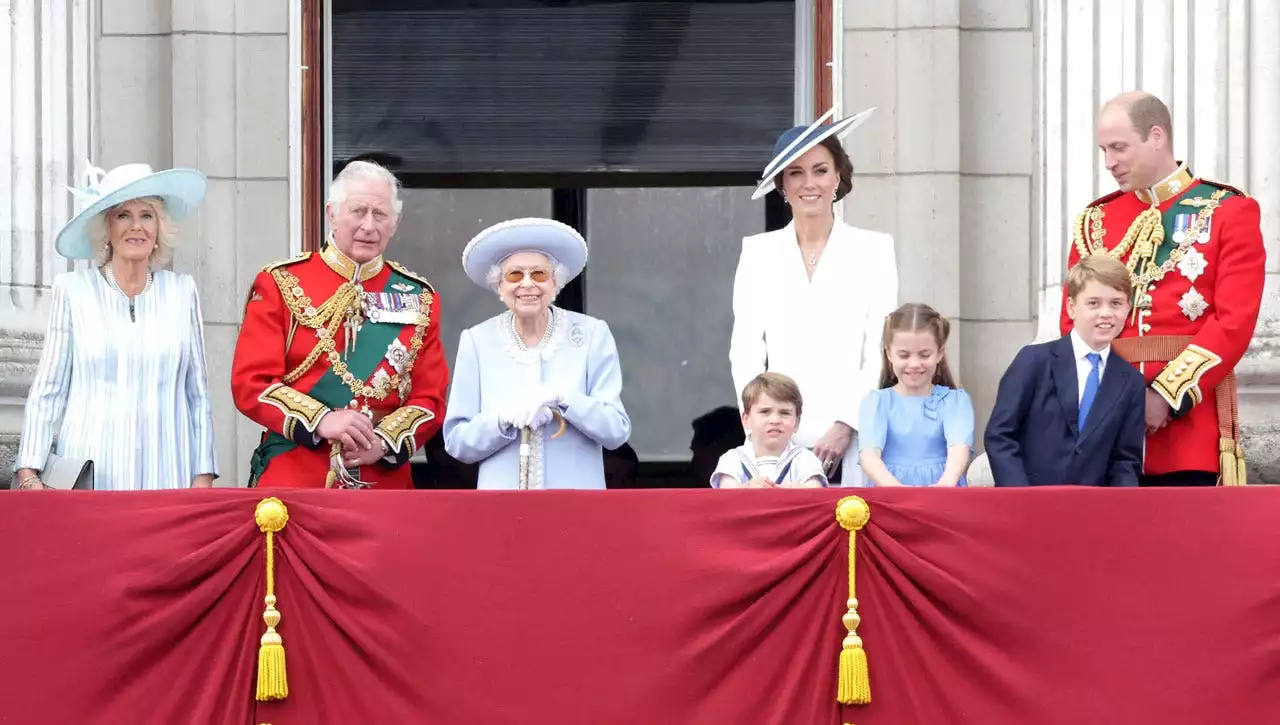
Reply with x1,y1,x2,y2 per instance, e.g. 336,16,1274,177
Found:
331,0,796,181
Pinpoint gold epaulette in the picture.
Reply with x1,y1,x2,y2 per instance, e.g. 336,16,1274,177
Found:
1197,178,1248,199
262,252,312,273
388,260,436,293
1085,190,1124,208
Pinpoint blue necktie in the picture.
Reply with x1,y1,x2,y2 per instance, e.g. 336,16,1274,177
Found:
1078,352,1101,435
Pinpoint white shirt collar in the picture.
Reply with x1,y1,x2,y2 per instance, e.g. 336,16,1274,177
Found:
1069,329,1111,365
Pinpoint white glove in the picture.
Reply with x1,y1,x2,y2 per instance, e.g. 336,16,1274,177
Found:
520,385,563,429
524,404,555,430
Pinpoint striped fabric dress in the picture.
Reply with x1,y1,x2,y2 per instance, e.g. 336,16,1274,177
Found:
16,268,218,490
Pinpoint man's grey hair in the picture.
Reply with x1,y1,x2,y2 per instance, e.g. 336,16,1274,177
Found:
327,159,403,217
485,252,569,296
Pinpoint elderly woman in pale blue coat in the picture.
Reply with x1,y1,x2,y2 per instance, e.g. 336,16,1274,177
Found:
444,218,631,489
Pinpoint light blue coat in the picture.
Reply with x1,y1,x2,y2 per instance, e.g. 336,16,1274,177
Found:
444,308,631,489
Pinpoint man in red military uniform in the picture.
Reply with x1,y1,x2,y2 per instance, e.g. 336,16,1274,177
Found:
1060,91,1265,486
232,160,448,488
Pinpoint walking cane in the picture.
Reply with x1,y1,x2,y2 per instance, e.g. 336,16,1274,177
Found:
518,411,568,490
518,426,533,490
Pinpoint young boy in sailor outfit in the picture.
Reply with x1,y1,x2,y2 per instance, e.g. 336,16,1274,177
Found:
710,372,828,489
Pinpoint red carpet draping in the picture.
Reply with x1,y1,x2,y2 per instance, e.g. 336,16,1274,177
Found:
1,488,1278,724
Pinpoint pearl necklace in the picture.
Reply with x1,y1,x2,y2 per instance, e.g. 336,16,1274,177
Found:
510,308,556,351
103,264,153,323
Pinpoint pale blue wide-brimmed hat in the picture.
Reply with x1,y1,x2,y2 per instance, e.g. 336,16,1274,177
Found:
750,106,876,200
55,161,207,259
461,217,589,288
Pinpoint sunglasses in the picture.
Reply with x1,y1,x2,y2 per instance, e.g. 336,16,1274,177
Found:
504,268,551,284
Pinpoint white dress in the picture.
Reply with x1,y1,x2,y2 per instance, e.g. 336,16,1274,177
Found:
728,220,899,485
16,268,219,490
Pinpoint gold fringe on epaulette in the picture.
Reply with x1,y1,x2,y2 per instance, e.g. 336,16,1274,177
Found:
255,498,290,701
835,496,872,705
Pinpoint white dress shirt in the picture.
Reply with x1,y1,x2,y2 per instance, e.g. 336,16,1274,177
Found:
729,220,898,484
1069,329,1111,403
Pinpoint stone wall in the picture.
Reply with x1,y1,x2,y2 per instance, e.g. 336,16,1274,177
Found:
839,0,1038,450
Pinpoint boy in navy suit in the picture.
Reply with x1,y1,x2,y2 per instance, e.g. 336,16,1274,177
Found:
985,255,1145,486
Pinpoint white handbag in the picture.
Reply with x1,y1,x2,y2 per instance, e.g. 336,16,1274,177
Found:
42,452,95,490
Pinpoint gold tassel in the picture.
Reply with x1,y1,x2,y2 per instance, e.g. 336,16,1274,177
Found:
255,497,290,701
1219,439,1238,487
835,496,872,705
1236,443,1248,485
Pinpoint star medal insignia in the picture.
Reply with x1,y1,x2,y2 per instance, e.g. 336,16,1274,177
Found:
1178,287,1209,321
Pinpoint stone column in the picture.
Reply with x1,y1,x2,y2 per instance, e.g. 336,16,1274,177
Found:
839,0,964,349
0,0,97,479
1037,0,1280,481
160,0,292,485
838,0,1038,450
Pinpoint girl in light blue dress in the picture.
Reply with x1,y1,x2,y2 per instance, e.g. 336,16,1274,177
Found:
858,303,974,487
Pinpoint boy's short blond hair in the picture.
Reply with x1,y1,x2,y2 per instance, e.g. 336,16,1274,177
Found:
741,372,803,416
1067,254,1133,300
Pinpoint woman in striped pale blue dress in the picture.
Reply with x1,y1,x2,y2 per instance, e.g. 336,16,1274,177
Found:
13,163,218,491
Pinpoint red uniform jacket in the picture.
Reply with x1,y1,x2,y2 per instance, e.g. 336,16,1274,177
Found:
232,245,449,488
1060,163,1264,476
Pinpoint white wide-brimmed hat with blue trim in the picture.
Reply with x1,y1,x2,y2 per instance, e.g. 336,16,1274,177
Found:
461,217,589,288
55,161,208,259
750,107,876,200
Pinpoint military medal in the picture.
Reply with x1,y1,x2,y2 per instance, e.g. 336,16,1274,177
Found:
1178,247,1208,282
362,291,420,325
1171,213,1195,245
1179,288,1209,321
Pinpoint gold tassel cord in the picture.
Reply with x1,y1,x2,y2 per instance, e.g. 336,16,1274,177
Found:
1124,204,1164,323
255,497,290,701
835,496,872,705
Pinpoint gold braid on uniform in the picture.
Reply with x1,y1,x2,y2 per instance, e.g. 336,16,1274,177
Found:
271,268,432,403
1124,204,1165,278
273,276,363,385
1072,202,1163,272
1072,202,1163,315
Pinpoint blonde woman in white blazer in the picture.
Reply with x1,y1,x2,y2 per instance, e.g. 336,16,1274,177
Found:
730,108,898,486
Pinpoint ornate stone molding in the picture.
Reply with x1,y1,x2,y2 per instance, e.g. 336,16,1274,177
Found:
0,327,41,489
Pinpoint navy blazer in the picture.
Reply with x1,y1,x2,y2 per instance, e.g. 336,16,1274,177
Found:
984,335,1145,487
